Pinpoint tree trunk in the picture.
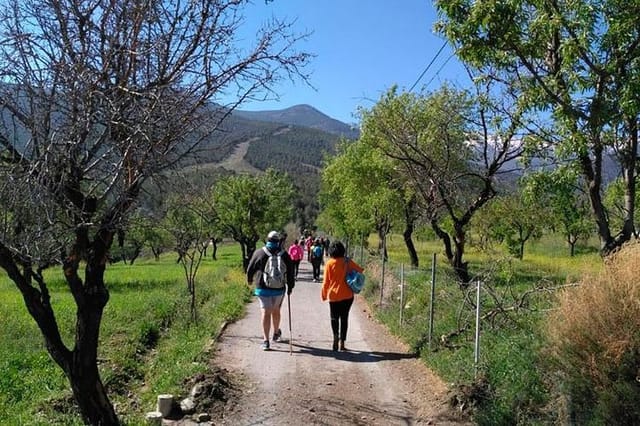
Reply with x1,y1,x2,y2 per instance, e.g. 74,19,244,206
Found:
68,361,119,425
403,225,419,268
431,219,470,284
567,234,578,257
403,205,419,268
578,148,616,254
452,238,470,284
376,227,388,261
129,245,141,265
617,117,638,247
1,240,120,425
151,246,162,261
240,240,257,271
67,255,119,425
189,276,197,322
211,239,218,260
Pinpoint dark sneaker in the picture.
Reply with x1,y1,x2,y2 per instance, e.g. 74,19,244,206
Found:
273,329,282,342
261,340,270,351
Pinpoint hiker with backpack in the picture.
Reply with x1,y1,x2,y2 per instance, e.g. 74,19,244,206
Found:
310,238,324,282
247,231,295,351
321,241,364,351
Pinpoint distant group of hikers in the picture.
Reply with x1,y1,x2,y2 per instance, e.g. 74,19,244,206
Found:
246,230,363,352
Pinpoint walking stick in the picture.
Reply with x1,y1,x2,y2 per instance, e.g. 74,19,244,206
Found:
287,292,293,355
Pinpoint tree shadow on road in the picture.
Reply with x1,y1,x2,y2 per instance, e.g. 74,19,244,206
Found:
291,342,417,362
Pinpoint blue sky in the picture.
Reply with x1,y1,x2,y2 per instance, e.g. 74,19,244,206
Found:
235,1,468,124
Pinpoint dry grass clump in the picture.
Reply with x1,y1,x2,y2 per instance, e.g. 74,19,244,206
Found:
546,241,640,422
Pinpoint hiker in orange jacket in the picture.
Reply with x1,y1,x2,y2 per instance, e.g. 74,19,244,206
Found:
320,241,363,351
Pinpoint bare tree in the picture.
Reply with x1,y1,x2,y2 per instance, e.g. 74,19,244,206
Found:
0,0,309,424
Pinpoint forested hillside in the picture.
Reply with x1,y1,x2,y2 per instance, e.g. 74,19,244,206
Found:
188,104,349,173
169,104,353,229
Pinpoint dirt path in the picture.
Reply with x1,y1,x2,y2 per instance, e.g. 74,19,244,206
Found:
211,259,471,425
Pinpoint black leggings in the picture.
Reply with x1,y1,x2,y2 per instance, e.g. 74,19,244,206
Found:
329,297,354,340
311,259,322,280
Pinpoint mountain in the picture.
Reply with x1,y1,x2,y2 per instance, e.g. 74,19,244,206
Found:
189,105,347,174
233,104,359,139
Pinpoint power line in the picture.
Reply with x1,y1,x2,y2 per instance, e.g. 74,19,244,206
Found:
409,40,448,93
424,53,454,88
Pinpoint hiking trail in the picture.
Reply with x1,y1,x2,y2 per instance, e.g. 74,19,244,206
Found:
203,259,471,425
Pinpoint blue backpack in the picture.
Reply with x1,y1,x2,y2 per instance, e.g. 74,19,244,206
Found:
312,245,323,258
345,257,365,293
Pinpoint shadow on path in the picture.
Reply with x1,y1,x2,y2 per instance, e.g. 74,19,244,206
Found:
291,341,418,362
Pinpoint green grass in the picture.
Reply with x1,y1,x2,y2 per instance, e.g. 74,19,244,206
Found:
362,231,603,425
0,243,249,425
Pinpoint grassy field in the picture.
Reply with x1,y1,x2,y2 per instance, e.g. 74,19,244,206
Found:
358,232,604,425
0,243,249,425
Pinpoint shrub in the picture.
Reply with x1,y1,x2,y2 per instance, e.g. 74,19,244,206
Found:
546,241,640,424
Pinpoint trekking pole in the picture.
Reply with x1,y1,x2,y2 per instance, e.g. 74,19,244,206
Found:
287,292,293,355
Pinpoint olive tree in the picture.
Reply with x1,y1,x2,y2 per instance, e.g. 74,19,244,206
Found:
0,0,309,424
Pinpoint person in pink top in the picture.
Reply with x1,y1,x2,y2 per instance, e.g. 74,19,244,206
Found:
287,239,304,278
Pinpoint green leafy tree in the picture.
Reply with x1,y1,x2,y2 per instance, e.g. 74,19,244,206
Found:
144,221,174,261
0,0,309,423
358,85,525,283
436,0,638,255
523,170,593,256
114,210,173,264
321,138,422,266
212,170,295,269
482,193,547,259
322,141,388,257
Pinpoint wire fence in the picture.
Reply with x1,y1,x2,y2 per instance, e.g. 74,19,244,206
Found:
345,239,559,379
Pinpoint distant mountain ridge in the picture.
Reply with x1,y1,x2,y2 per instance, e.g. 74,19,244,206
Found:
188,102,350,182
233,104,359,139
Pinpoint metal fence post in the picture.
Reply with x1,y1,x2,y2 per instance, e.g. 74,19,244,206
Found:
399,263,405,327
428,253,436,350
379,234,386,305
474,279,482,379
